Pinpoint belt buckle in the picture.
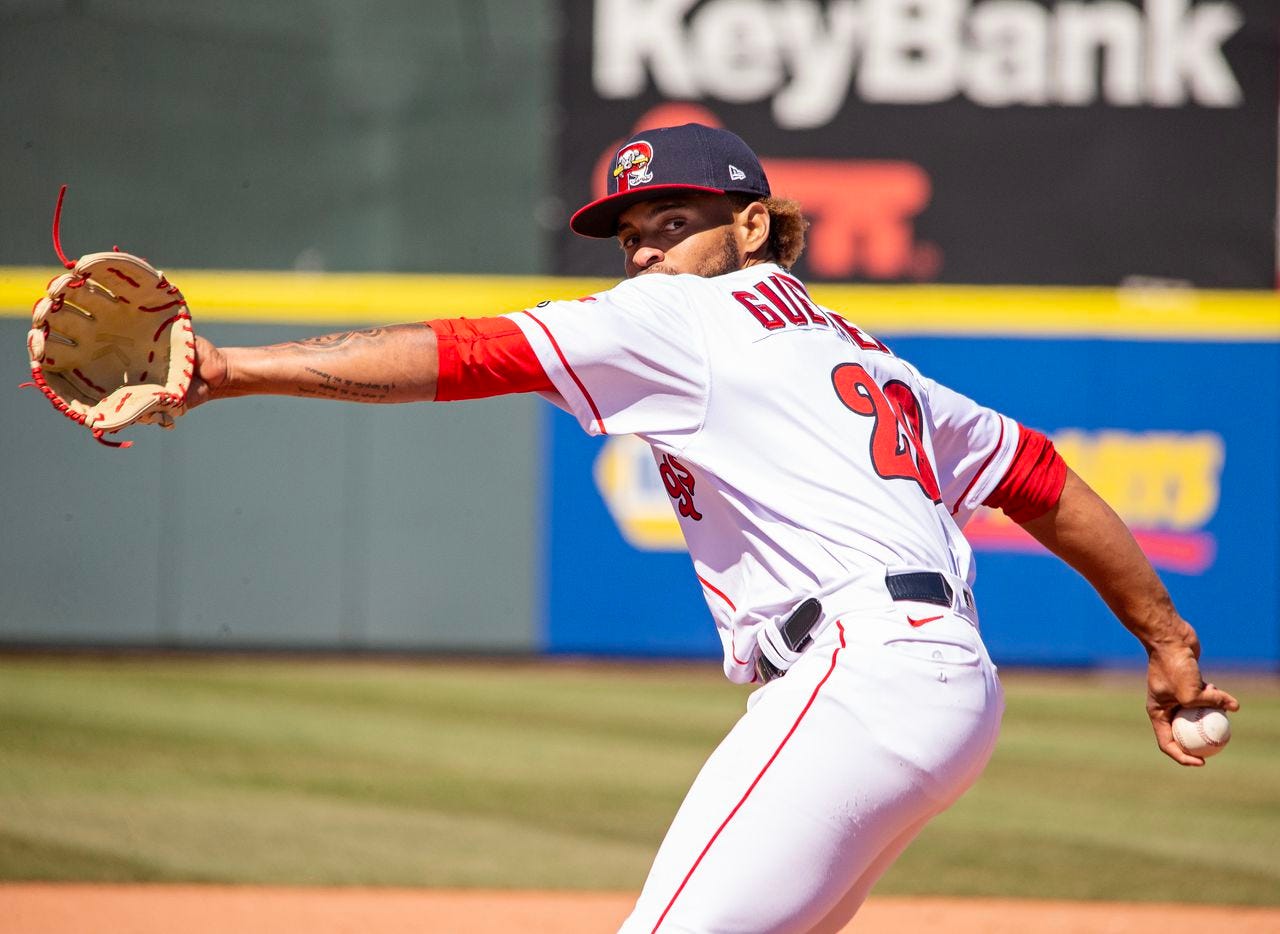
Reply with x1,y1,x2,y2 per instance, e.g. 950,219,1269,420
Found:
948,576,974,610
939,575,975,610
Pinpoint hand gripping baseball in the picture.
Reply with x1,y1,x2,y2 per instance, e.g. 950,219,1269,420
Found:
1145,625,1240,767
24,187,196,448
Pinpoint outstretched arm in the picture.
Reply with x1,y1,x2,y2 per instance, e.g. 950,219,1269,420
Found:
187,325,440,407
1018,468,1240,766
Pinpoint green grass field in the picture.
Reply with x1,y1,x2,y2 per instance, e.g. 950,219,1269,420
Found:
1,656,1276,903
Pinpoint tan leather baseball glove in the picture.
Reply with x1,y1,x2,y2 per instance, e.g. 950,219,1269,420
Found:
24,188,195,448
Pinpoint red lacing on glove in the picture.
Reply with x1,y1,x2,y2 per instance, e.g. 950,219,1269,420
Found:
152,311,192,343
19,365,125,447
90,412,130,448
52,185,75,270
107,267,141,289
139,299,185,313
72,368,109,394
22,185,143,449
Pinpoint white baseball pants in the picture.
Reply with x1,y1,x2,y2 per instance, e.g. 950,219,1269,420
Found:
618,598,1004,934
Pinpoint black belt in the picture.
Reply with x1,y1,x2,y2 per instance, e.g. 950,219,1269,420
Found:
755,572,969,683
884,570,971,609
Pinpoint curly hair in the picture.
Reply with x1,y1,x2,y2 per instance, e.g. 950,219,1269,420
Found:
730,194,810,270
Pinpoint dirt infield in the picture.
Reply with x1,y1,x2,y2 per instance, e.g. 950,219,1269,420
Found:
3,886,1279,933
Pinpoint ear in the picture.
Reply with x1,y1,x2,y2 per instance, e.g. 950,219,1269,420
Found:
735,200,771,259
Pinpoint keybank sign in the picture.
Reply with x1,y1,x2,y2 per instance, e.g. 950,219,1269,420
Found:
593,0,1246,128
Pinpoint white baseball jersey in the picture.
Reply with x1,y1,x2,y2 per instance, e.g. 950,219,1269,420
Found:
508,262,1019,683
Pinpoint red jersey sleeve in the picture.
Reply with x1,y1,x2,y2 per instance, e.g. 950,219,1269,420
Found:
428,317,554,401
982,425,1068,523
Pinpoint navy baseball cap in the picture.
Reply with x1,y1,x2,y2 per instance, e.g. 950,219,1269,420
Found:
570,123,771,238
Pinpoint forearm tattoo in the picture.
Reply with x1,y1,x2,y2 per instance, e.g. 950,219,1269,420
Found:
281,327,392,352
297,366,396,400
274,327,407,400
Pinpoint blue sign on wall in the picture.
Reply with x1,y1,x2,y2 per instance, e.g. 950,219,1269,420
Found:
542,336,1280,669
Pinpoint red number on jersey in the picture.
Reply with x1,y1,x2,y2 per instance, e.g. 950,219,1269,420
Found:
659,453,703,521
832,363,941,502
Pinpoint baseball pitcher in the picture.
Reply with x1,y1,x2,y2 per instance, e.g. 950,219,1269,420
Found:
131,125,1240,932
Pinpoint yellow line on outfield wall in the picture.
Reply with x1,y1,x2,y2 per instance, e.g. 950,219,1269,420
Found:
1,267,1276,341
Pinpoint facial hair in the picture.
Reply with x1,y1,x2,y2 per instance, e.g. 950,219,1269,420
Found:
637,228,741,278
695,228,743,278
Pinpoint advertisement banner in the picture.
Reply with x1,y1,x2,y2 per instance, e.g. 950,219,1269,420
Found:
553,0,1278,287
542,330,1280,668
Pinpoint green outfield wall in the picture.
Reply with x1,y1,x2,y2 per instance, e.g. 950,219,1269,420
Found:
0,315,540,652
1,0,557,275
1,0,557,652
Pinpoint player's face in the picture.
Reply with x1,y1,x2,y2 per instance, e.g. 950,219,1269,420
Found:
615,194,743,279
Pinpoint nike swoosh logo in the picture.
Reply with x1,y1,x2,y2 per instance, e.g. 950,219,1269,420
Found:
907,615,944,628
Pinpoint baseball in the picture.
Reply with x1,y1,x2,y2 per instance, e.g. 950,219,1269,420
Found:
1171,707,1231,758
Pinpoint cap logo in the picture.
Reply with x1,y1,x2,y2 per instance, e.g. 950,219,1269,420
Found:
728,164,746,181
613,141,654,193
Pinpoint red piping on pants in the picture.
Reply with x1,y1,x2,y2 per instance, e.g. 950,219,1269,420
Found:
651,621,847,932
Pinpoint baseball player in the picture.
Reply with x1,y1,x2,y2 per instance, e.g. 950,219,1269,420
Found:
185,124,1239,933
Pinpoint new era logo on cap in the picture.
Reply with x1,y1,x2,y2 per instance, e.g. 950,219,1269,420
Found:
571,123,771,238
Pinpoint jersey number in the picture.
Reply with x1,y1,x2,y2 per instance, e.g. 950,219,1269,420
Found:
659,453,703,521
832,363,941,502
